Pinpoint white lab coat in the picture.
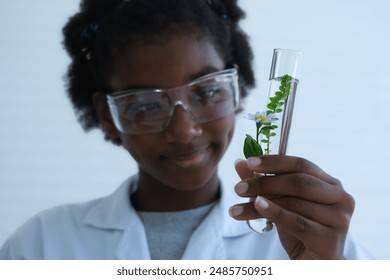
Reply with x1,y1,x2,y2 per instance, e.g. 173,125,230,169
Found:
0,176,374,259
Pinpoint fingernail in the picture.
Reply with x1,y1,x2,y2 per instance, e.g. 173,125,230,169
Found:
247,157,262,167
234,158,245,167
234,182,248,195
255,196,269,209
253,172,265,178
229,205,244,217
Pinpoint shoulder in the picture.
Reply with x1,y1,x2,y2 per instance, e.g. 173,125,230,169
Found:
0,176,137,260
0,197,104,260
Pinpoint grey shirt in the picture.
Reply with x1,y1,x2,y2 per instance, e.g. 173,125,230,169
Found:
138,203,215,260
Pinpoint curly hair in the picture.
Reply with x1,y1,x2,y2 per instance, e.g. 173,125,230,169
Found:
62,0,255,144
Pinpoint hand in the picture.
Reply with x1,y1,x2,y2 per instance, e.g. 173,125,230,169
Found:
229,155,355,260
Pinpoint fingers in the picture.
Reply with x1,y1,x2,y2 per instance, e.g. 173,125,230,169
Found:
253,196,347,259
253,196,327,239
231,155,353,226
231,155,354,230
234,158,254,180
231,155,352,259
230,196,325,236
229,201,262,220
234,173,342,204
230,196,353,230
233,155,344,205
239,155,340,185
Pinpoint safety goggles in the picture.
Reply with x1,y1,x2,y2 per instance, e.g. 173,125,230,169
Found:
106,68,240,135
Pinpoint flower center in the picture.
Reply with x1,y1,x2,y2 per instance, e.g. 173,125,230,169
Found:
255,114,266,122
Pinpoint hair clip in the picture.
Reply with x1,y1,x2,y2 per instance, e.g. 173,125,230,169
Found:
206,0,230,24
80,23,98,61
80,23,99,40
220,13,228,21
81,47,91,61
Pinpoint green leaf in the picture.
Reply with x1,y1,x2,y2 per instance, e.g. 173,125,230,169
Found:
267,104,276,110
261,131,270,137
260,125,273,131
275,91,283,97
243,134,263,159
260,126,273,137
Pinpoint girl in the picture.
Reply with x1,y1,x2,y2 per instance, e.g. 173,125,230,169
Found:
0,0,373,259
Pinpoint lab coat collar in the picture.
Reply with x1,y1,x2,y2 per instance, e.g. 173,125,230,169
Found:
83,176,253,259
83,177,139,231
181,188,253,259
83,176,252,236
83,177,151,259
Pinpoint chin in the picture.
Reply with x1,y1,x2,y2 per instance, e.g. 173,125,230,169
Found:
162,164,219,192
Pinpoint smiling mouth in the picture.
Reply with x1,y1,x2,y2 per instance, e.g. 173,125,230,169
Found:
163,147,209,168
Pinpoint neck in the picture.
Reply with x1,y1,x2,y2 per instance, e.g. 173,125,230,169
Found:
132,169,220,211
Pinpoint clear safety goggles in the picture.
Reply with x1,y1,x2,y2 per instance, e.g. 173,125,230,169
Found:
106,68,240,135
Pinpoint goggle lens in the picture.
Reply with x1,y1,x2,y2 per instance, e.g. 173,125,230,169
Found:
107,68,239,135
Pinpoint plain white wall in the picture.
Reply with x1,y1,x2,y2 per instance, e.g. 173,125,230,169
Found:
0,0,389,259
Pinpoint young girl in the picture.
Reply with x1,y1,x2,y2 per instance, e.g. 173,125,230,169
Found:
0,0,373,259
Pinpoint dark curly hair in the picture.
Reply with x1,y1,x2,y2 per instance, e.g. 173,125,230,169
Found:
62,0,255,144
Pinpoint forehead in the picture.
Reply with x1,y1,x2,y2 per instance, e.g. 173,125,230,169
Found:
108,35,225,91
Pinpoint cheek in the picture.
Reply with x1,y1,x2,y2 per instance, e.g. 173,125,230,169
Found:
207,113,236,149
118,114,236,164
119,134,156,164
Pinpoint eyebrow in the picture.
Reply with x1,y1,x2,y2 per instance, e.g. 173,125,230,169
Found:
116,66,223,92
188,66,222,81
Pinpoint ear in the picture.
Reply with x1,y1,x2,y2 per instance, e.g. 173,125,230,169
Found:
92,92,120,140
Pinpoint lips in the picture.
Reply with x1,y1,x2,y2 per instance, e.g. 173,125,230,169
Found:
162,146,210,168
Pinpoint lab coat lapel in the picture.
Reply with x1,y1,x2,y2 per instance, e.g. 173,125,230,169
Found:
84,176,151,259
115,215,151,260
109,178,151,259
180,182,253,259
181,203,226,259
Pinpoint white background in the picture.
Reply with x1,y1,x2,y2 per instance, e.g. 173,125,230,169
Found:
0,0,389,259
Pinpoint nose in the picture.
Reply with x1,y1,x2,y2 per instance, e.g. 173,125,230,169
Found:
164,105,202,143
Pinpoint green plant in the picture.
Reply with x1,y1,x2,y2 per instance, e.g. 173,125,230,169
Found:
243,74,293,158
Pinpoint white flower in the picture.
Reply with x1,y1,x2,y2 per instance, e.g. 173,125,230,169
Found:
244,111,275,123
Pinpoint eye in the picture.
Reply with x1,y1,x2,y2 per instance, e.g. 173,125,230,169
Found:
192,85,222,104
132,102,161,112
123,101,162,121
